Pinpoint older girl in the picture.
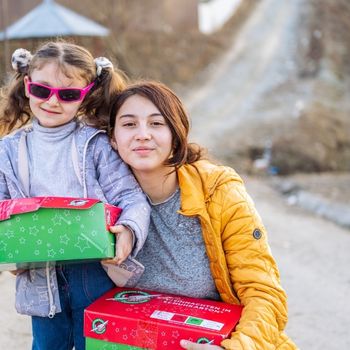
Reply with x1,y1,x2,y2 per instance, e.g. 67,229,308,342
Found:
110,81,297,350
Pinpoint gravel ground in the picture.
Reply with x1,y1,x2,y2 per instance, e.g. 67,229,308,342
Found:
272,172,350,206
270,172,350,229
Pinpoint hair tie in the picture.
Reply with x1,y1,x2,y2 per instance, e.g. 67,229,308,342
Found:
94,57,113,77
11,48,33,74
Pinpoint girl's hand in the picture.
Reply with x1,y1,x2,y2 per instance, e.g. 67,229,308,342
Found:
109,225,133,265
180,340,223,350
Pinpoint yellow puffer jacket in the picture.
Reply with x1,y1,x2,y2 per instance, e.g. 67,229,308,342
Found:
178,160,298,350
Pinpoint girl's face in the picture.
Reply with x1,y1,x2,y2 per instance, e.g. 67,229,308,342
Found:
24,61,88,128
113,94,173,177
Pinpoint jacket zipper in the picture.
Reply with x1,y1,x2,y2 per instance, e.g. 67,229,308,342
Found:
81,129,104,198
46,262,56,318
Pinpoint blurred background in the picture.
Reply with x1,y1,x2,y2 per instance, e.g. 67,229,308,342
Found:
0,0,349,349
1,0,350,176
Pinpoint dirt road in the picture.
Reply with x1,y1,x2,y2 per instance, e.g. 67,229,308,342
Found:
244,178,350,350
185,0,303,153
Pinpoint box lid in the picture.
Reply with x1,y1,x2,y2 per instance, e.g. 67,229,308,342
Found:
0,197,101,221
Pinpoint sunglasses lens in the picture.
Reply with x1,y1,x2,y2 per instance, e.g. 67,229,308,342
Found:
29,84,51,99
58,89,82,102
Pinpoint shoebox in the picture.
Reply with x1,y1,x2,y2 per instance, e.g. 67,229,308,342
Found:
84,287,243,349
0,197,121,271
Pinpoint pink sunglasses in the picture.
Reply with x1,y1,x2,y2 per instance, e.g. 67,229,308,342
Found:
26,80,95,103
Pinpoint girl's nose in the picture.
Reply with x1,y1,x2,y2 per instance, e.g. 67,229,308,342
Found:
46,92,60,106
135,125,151,140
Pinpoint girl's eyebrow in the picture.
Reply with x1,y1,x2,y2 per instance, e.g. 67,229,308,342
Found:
118,114,136,119
119,113,163,119
31,80,75,88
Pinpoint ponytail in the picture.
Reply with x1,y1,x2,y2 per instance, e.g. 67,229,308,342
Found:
0,48,33,133
79,58,128,131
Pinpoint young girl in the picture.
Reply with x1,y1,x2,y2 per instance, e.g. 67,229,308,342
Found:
110,81,297,350
0,42,150,350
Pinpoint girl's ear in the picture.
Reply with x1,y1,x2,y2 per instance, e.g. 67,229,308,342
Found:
23,76,30,98
110,137,118,151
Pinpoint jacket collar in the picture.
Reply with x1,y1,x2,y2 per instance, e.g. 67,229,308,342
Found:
178,160,243,216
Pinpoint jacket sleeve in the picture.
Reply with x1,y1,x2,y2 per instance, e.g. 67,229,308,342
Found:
0,139,11,200
217,181,288,350
0,171,10,200
93,136,150,255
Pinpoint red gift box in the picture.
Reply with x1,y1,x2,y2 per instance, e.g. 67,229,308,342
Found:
84,287,243,349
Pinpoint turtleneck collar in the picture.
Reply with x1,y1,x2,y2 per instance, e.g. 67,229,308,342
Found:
32,118,77,141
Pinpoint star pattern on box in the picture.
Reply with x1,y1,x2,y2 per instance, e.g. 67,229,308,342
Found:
60,234,70,245
0,241,7,251
29,226,39,236
74,236,90,252
4,230,14,239
172,330,180,339
47,249,56,258
51,213,71,226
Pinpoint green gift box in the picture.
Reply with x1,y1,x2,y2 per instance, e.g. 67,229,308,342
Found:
0,197,121,271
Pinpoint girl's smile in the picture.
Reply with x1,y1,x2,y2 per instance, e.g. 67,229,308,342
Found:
133,146,155,155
